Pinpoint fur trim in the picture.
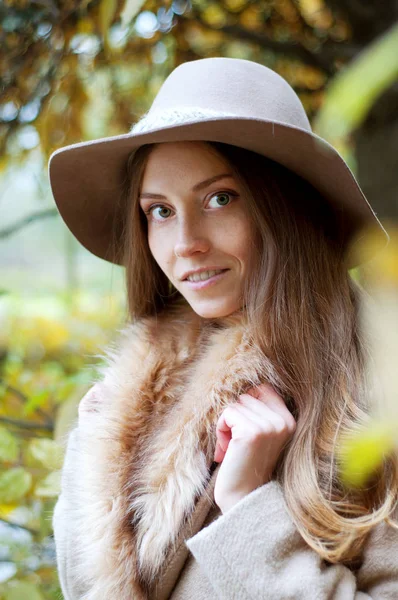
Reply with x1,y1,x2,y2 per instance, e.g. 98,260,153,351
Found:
66,299,274,598
130,106,238,135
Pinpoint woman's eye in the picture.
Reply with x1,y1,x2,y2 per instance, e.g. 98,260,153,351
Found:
145,191,237,222
148,206,172,221
208,192,235,208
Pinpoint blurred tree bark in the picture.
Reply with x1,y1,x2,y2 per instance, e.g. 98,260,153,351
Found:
325,0,398,219
354,83,398,221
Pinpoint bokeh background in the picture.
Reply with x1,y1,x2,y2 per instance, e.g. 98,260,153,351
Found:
1,1,397,598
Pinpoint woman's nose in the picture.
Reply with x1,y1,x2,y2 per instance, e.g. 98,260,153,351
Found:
173,219,210,257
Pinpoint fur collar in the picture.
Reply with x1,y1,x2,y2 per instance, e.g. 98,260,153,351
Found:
68,298,274,599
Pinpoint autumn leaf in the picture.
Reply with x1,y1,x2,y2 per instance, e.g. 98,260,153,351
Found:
0,468,32,503
0,426,19,463
99,0,118,51
34,471,62,498
120,0,147,28
4,580,44,600
25,438,64,471
338,420,397,488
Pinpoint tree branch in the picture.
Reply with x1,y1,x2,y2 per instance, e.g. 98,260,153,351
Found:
0,380,53,426
0,416,53,432
179,10,337,75
0,208,58,239
0,517,38,536
325,0,398,43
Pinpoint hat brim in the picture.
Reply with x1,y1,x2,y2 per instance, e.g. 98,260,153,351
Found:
48,116,388,267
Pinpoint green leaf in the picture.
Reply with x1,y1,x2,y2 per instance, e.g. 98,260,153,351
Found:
25,438,64,470
314,22,398,140
0,380,8,399
21,389,50,417
0,426,19,463
0,468,32,503
34,470,61,498
5,580,44,600
39,498,57,537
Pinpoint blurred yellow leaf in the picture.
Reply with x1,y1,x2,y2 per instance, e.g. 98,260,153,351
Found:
0,426,19,463
4,580,44,600
353,223,398,287
15,316,70,354
22,389,51,417
240,5,264,32
25,438,64,470
298,0,332,29
0,503,18,518
352,225,398,429
120,0,146,28
34,471,61,498
338,420,397,487
99,0,118,50
224,0,246,11
0,467,32,503
202,3,228,27
187,22,224,52
77,17,95,34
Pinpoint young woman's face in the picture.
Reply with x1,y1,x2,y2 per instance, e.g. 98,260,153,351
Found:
139,141,254,319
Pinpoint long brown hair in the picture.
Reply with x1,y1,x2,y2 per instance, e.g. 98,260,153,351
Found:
112,140,398,565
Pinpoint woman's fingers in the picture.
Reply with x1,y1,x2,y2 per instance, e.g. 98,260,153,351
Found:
213,383,297,512
239,393,296,433
214,382,296,467
217,403,262,437
215,398,292,458
244,383,296,431
215,403,260,462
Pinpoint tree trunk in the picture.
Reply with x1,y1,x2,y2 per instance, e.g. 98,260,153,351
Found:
354,83,398,221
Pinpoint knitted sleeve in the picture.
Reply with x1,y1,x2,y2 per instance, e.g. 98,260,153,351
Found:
185,481,398,600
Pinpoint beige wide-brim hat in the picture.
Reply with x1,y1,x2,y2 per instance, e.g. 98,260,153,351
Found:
48,56,388,267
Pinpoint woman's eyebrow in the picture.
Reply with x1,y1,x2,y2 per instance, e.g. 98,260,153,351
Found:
139,173,235,200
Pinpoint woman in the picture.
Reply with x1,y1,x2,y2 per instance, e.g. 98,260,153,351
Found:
49,57,398,599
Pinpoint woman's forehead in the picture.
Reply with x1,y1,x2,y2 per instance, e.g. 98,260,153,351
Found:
140,143,237,195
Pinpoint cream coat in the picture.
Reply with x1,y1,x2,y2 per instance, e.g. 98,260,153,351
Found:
53,298,398,599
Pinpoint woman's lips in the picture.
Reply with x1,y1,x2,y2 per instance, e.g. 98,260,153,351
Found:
183,269,229,290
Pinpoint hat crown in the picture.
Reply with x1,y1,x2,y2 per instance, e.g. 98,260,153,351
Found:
146,57,311,132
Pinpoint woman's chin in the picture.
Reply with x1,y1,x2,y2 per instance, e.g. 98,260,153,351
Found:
185,297,242,320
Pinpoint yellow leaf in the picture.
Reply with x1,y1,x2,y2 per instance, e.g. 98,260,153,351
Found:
338,420,397,487
25,439,64,470
5,580,44,600
120,0,146,28
353,223,398,288
0,468,32,503
99,0,118,49
34,471,61,498
202,4,228,28
298,0,332,29
0,426,19,463
240,6,264,32
0,503,18,518
77,17,95,34
224,0,246,11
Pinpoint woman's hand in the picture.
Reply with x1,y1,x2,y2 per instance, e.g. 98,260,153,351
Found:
213,383,296,514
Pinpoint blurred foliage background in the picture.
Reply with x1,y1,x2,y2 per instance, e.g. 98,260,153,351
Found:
0,0,397,598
